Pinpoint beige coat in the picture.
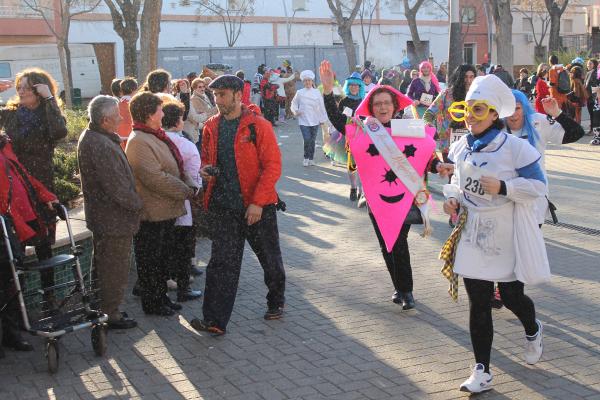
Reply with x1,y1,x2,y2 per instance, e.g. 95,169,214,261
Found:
183,93,216,143
125,129,193,222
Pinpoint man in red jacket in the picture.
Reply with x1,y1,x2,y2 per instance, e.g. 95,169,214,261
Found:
190,75,285,336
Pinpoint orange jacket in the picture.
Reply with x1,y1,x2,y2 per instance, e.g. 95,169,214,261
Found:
201,106,281,210
117,98,133,149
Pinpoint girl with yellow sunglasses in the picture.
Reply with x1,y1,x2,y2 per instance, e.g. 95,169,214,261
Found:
440,74,549,394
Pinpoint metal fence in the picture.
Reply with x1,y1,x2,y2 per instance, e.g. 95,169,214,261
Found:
153,45,358,83
560,34,593,53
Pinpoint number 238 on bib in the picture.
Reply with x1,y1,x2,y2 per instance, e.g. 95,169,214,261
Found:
458,161,493,201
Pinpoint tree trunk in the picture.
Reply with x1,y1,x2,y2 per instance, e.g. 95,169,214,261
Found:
448,0,462,76
489,0,513,71
123,33,138,77
406,11,427,63
139,0,163,81
547,13,561,54
339,24,358,74
64,42,74,91
534,45,547,62
57,42,72,108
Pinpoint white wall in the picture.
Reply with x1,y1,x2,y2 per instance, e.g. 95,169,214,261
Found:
72,0,450,77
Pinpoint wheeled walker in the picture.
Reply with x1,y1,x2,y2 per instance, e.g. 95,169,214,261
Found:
0,204,108,373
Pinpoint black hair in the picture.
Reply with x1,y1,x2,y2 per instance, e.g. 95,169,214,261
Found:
120,77,138,95
549,54,558,65
111,78,122,97
490,115,505,130
161,101,185,130
143,69,171,93
449,64,477,102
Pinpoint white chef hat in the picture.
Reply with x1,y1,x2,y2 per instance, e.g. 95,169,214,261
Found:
465,74,516,119
300,70,315,81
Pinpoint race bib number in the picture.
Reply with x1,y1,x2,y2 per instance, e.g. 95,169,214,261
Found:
459,162,492,201
420,93,434,106
450,128,468,144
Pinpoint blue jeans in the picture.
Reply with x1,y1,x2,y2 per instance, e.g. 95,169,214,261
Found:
299,125,319,160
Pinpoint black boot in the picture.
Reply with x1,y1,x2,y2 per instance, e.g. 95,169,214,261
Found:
400,292,415,310
2,324,33,352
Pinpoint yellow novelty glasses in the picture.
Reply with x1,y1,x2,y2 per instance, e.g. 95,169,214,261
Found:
448,100,496,122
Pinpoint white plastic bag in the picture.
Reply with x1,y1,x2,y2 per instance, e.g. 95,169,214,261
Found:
514,201,551,285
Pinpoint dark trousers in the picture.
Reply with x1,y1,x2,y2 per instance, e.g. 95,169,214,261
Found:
202,206,285,329
263,99,278,125
134,219,176,312
299,125,319,160
369,213,413,293
93,233,133,321
167,225,196,295
588,99,598,131
463,278,538,372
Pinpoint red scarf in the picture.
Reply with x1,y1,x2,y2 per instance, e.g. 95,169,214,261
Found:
132,122,185,179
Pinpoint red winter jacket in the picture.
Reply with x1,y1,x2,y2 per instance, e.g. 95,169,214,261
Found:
242,81,251,106
0,140,57,242
201,106,281,210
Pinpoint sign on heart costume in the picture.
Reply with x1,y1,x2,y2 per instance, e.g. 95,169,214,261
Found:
346,85,436,252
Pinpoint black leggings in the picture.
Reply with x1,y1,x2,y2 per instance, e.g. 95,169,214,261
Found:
463,278,538,373
369,213,413,293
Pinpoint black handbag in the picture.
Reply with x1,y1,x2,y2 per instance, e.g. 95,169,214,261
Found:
404,203,423,225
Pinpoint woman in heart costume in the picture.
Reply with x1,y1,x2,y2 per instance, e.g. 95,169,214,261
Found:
320,61,445,310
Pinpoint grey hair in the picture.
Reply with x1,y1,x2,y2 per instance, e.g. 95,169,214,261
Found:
87,95,119,125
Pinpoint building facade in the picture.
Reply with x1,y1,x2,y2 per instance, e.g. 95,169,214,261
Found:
66,0,450,78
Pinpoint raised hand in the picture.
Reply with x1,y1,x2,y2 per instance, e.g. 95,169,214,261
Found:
541,96,561,118
33,83,52,99
319,60,335,95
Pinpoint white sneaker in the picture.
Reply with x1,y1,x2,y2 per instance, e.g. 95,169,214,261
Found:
167,279,178,291
524,319,543,365
459,364,492,393
357,195,367,209
308,159,315,166
302,158,309,167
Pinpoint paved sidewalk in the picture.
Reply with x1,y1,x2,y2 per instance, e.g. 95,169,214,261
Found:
1,118,599,400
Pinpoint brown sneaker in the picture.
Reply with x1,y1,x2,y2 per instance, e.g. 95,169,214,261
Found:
264,306,284,320
190,318,226,336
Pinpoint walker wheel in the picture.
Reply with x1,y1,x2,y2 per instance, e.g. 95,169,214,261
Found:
91,324,107,357
46,339,59,374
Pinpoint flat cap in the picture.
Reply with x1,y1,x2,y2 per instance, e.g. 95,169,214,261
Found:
208,74,244,91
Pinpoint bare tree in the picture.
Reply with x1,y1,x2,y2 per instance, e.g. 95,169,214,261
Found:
359,0,379,64
282,0,301,46
190,0,255,48
104,0,142,78
399,0,448,65
139,0,163,81
22,0,102,108
511,0,551,61
326,0,364,73
486,0,513,71
545,0,569,54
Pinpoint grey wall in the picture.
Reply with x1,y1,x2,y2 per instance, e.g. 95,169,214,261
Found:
152,45,358,84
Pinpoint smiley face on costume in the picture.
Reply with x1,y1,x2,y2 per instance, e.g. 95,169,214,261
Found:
345,84,437,252
367,144,420,204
